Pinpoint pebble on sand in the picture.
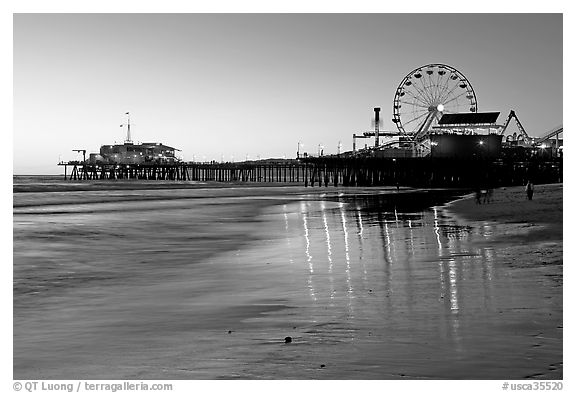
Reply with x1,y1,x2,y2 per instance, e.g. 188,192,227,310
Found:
284,336,292,344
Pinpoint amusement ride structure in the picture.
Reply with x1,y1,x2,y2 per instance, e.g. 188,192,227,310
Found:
393,64,477,138
351,63,563,158
59,63,562,186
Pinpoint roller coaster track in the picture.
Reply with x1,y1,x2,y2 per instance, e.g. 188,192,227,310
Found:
500,109,563,146
499,110,529,138
534,125,563,144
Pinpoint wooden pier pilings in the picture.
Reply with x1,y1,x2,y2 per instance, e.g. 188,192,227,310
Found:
59,163,191,181
59,156,562,188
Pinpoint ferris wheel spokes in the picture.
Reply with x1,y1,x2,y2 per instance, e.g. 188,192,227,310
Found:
415,110,439,138
411,79,435,104
401,111,430,130
442,90,471,107
392,63,478,137
401,89,431,108
437,79,462,106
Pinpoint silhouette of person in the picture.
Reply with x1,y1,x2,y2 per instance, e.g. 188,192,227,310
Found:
475,186,482,204
525,180,534,200
483,187,493,204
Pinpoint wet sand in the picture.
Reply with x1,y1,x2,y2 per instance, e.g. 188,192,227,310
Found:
441,183,563,378
444,183,562,242
13,183,562,379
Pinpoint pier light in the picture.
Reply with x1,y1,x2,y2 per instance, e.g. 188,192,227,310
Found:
540,144,547,149
478,140,484,145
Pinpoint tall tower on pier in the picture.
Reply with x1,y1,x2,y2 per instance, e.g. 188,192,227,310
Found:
374,107,381,147
120,112,132,144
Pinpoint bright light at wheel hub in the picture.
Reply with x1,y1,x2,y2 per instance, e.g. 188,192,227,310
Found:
437,104,444,112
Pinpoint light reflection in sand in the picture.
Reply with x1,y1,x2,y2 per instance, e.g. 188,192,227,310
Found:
433,207,443,249
354,208,367,278
285,195,530,355
300,202,317,302
448,258,459,313
384,222,392,261
303,215,313,274
321,202,335,300
447,257,463,353
408,219,415,257
282,204,294,264
356,207,364,238
339,203,354,302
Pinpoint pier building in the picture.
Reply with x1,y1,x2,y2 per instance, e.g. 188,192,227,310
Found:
89,142,180,165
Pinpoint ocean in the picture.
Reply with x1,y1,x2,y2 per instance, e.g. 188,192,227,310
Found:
13,176,562,379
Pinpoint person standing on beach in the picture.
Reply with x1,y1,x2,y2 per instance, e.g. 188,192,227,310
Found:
484,188,493,204
525,180,534,200
475,186,482,204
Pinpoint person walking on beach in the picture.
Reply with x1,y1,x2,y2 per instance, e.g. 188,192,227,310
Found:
525,180,534,200
484,188,493,204
475,186,482,204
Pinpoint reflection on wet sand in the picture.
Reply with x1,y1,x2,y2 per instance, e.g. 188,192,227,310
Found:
301,202,316,302
281,194,561,378
14,185,561,379
433,206,461,347
339,203,354,315
321,202,335,300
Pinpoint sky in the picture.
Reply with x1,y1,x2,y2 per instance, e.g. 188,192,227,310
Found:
13,13,563,174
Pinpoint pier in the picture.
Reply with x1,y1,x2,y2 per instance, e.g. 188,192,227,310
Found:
58,155,562,188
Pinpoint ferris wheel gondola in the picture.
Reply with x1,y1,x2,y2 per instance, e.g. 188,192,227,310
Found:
392,63,478,141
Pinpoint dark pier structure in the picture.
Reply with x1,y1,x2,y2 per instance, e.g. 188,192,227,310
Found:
58,162,191,181
59,110,562,188
297,156,562,188
59,154,562,188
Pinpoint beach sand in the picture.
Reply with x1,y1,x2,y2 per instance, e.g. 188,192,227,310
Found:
13,182,563,379
444,183,562,242
441,183,563,378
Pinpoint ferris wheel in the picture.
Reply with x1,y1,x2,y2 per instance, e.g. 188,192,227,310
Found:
392,64,478,140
